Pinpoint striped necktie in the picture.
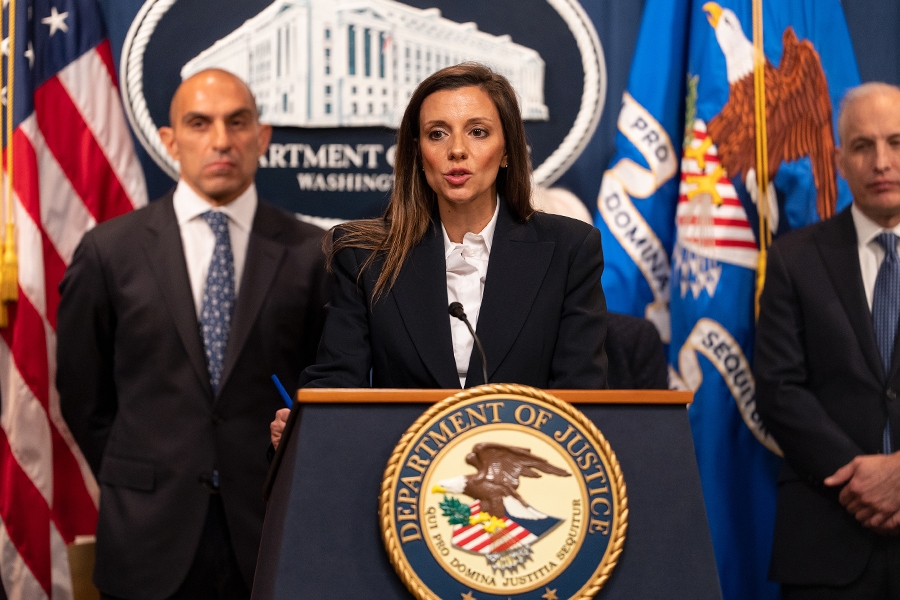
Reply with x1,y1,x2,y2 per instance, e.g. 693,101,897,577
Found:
200,211,235,395
873,231,899,453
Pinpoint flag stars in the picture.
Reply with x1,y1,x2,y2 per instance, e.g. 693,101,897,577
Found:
0,38,31,68
41,6,69,36
542,588,559,600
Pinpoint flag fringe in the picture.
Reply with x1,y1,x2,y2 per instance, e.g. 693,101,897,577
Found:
1,0,16,324
752,0,770,318
1,222,17,303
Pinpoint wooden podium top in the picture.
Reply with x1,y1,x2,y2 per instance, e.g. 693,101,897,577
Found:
296,388,692,405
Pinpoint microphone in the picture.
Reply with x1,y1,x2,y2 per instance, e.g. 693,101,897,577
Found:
448,302,489,386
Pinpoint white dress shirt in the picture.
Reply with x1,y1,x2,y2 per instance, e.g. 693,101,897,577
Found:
852,203,900,311
442,200,500,387
172,180,257,317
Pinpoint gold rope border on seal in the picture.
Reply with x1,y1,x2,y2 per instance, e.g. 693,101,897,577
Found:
379,383,628,600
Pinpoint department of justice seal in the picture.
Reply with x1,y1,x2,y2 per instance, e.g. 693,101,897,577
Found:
380,385,627,600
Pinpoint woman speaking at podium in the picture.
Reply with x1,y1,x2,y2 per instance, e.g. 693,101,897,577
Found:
299,63,607,392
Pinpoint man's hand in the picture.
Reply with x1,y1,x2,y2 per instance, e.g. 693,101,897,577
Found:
270,408,290,450
824,452,900,534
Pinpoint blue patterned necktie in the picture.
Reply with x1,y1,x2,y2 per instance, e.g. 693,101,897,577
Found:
200,211,235,395
873,231,899,453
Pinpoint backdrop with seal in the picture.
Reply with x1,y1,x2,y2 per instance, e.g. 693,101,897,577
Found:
112,0,605,221
100,0,900,223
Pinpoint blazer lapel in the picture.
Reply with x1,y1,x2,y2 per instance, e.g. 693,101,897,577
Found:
142,195,212,397
218,203,286,398
815,209,884,382
390,220,460,388
467,205,554,385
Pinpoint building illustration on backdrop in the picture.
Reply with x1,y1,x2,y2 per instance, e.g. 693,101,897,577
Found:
181,0,548,128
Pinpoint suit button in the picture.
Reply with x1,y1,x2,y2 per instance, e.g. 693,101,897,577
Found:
887,390,897,402
212,414,224,426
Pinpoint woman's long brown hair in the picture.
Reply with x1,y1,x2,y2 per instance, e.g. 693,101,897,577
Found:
329,62,534,301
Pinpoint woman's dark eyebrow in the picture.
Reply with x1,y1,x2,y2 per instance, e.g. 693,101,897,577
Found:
421,116,496,128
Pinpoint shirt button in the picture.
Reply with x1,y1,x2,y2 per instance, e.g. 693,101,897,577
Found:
887,389,897,401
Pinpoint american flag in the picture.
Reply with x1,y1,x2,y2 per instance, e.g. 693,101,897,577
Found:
0,0,146,597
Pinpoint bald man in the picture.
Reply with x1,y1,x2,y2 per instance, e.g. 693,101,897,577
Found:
58,70,329,599
755,82,900,598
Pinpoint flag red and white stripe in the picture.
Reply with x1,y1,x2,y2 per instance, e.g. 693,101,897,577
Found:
0,13,147,598
450,501,538,555
677,120,758,270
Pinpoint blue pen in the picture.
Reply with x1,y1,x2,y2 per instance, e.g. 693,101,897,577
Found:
270,374,294,408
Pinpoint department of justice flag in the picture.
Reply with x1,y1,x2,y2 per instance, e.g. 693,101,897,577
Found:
595,1,860,599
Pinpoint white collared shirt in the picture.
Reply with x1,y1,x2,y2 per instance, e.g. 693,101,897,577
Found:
852,203,900,311
442,200,500,387
172,180,257,317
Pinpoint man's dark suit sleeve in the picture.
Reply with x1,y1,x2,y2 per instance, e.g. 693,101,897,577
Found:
755,240,864,482
606,313,667,390
299,245,371,388
629,319,668,389
548,225,608,389
57,232,118,476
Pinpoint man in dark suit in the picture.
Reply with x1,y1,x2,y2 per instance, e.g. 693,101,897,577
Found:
605,312,667,390
57,69,328,600
755,82,900,598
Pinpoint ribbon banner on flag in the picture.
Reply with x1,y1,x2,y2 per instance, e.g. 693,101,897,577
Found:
0,0,147,597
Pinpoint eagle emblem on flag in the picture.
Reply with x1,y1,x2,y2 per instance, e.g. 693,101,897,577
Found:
676,2,838,295
703,1,837,230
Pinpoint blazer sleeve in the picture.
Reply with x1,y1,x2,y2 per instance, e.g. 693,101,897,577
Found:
548,225,608,389
298,246,372,388
754,241,863,481
56,232,118,476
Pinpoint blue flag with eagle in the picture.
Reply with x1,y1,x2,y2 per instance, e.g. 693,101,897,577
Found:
595,1,860,599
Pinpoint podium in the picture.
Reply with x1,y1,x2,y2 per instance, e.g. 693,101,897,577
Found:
252,389,722,599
